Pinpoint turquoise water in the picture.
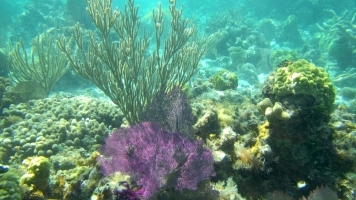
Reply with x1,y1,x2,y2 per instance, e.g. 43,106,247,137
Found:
1,0,356,199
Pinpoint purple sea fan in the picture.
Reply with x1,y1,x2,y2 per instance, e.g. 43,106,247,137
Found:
98,122,215,199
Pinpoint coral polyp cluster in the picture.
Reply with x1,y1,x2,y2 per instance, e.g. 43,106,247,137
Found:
272,59,335,114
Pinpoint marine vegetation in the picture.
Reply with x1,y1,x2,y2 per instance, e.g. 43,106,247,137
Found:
58,0,205,124
8,30,69,96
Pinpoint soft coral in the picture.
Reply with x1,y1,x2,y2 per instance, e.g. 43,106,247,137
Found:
98,122,215,199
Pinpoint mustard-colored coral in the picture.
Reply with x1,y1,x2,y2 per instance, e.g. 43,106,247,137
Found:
20,156,51,199
251,122,270,157
273,59,335,113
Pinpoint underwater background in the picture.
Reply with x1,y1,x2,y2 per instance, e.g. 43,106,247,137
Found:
1,0,356,199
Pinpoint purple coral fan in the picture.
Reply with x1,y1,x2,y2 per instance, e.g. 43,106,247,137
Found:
98,122,215,199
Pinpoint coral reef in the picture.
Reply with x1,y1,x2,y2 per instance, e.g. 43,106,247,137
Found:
267,185,337,200
250,59,352,199
152,180,219,200
328,105,356,198
0,94,123,163
204,10,269,65
228,46,247,64
46,150,103,199
191,94,252,140
257,98,273,114
226,121,270,172
112,180,143,200
2,0,356,199
0,78,49,114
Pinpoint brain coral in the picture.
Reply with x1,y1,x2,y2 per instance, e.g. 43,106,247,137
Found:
273,59,335,113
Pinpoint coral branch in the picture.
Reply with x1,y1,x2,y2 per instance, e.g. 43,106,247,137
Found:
9,30,69,96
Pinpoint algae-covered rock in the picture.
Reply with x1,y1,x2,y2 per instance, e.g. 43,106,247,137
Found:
209,70,238,91
273,59,335,113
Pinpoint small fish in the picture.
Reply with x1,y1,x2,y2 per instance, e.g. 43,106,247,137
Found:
297,180,307,189
0,165,9,173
